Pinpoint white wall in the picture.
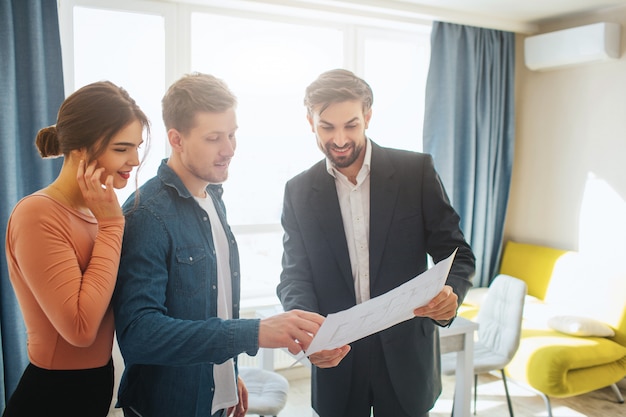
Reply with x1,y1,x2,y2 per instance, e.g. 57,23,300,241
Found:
505,5,626,260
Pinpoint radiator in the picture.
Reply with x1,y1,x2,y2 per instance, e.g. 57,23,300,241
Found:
238,349,302,370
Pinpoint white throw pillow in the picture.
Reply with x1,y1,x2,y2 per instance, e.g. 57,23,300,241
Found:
547,315,615,337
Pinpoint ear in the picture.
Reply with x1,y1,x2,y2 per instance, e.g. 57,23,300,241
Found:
69,148,88,163
168,129,183,151
364,108,372,129
306,113,315,132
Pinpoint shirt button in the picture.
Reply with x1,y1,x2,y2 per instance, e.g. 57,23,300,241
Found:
189,256,193,261
233,271,238,276
212,285,217,290
203,217,208,221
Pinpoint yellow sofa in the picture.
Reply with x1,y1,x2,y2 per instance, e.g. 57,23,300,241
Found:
461,241,626,409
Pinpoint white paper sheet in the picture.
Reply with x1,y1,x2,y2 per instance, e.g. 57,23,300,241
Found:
305,249,457,355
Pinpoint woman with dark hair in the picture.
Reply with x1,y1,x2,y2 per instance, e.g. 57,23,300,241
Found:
3,81,150,417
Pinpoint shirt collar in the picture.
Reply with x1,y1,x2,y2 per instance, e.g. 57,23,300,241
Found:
158,158,224,199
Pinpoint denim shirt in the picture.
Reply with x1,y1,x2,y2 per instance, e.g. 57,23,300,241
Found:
113,159,260,417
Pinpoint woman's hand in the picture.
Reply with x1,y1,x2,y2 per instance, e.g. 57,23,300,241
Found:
77,160,122,219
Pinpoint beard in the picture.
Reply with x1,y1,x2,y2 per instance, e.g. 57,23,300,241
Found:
324,141,364,169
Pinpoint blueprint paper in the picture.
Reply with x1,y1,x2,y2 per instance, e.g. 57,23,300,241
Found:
306,249,457,355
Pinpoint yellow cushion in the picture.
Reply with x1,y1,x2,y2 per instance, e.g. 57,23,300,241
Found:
499,241,568,300
507,329,626,397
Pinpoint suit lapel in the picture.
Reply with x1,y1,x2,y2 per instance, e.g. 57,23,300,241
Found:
309,164,355,295
369,143,398,289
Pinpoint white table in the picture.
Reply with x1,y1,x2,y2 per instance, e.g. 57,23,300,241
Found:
256,308,477,417
439,316,479,417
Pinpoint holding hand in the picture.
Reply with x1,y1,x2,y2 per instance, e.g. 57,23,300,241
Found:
258,309,324,355
308,345,351,368
413,285,458,322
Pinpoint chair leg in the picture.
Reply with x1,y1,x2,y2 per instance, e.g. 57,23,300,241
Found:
473,374,478,415
610,383,625,403
450,386,455,417
505,375,553,417
500,369,514,417
537,391,553,417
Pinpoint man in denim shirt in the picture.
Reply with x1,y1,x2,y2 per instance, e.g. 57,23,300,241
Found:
113,73,324,417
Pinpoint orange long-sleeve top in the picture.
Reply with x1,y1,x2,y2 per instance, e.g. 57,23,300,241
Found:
5,193,124,370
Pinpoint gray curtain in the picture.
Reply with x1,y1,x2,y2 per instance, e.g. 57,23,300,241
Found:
0,0,64,408
423,22,515,287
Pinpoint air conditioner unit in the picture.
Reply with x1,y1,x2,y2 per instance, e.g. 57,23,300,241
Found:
524,22,621,71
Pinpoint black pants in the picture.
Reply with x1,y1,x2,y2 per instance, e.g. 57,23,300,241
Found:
124,406,226,417
2,358,114,417
330,335,429,417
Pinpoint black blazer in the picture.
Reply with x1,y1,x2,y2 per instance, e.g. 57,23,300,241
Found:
277,141,475,415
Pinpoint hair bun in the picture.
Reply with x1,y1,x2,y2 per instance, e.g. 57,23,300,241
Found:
35,125,62,158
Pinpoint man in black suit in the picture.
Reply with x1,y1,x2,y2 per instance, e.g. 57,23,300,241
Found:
277,69,475,417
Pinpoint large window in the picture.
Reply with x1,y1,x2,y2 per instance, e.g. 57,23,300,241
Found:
59,0,431,309
68,5,169,193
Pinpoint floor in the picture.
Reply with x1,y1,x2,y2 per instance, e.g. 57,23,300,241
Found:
260,368,626,417
107,366,626,416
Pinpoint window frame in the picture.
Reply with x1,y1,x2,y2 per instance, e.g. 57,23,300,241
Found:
58,0,432,310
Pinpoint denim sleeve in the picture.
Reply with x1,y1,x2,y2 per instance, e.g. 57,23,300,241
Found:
113,206,260,367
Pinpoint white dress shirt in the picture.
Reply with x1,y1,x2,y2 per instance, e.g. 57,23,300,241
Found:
326,139,372,304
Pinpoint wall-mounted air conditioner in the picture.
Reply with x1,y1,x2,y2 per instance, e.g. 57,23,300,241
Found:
524,22,621,71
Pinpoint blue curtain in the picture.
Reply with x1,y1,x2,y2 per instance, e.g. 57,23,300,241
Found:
0,0,64,409
423,22,515,287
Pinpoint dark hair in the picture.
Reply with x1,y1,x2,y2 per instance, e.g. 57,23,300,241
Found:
304,69,374,116
35,81,150,161
161,72,237,134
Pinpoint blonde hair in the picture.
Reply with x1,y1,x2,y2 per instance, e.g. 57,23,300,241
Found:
161,73,237,134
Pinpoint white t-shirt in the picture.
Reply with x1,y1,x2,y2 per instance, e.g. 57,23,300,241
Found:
195,193,237,414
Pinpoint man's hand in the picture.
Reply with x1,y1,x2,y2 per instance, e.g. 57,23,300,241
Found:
308,345,351,368
413,285,458,321
258,309,325,355
227,376,248,417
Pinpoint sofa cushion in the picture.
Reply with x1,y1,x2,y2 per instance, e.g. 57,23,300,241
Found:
507,328,626,397
499,241,568,300
547,315,615,337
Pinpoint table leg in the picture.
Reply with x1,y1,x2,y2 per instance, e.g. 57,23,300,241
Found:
452,331,474,417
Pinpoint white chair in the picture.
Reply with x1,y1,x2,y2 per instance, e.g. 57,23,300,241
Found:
442,274,527,416
238,366,289,417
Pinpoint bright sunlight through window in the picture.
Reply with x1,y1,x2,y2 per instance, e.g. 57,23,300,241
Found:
62,0,431,308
